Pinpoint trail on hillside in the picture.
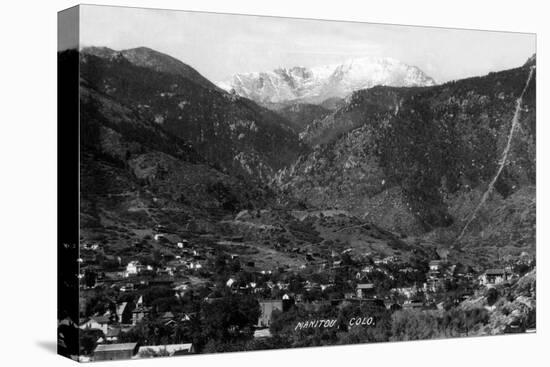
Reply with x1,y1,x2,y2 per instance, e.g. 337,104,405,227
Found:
457,66,535,242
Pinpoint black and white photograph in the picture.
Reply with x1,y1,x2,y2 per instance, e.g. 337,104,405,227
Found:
55,4,539,362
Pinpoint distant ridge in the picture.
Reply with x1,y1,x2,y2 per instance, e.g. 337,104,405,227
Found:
218,56,436,105
81,46,221,91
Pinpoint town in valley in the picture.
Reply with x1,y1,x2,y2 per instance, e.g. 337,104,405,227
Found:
58,6,537,361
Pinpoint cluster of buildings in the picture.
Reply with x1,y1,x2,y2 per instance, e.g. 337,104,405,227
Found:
75,293,197,361
75,226,534,360
92,343,195,361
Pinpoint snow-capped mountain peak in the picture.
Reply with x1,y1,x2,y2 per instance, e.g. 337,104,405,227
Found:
218,56,436,105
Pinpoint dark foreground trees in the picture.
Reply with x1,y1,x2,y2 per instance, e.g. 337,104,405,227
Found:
119,291,260,353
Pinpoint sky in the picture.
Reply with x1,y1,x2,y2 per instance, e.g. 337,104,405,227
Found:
77,5,536,83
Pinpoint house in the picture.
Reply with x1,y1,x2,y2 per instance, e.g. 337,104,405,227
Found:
380,256,398,264
392,286,418,299
356,283,375,299
132,299,150,325
80,316,110,334
125,261,144,277
426,260,448,292
115,302,128,323
105,327,121,343
82,243,100,251
157,266,175,277
257,300,283,327
253,328,272,339
429,260,444,271
132,306,150,325
93,343,139,361
426,276,445,292
361,265,375,274
136,344,195,358
186,260,203,270
120,283,136,292
480,269,512,286
153,233,166,241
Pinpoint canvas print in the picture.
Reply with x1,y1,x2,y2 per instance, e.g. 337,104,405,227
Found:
58,5,536,362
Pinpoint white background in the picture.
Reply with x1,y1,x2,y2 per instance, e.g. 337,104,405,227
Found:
0,0,547,366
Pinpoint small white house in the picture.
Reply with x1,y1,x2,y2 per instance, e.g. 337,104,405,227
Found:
125,261,141,277
356,283,375,299
361,265,375,273
79,316,110,334
154,233,166,241
187,261,202,270
429,260,444,271
480,269,512,286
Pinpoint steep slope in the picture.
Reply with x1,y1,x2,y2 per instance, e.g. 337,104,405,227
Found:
82,46,220,91
275,60,536,258
56,49,279,252
80,48,307,181
276,103,331,133
218,57,436,105
79,77,275,250
300,86,419,146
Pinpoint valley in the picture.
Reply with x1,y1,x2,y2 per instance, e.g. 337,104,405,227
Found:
61,46,536,358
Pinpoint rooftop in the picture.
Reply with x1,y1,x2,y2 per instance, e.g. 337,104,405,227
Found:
357,283,375,289
137,343,193,356
106,328,121,337
254,328,272,338
94,343,138,352
87,315,110,324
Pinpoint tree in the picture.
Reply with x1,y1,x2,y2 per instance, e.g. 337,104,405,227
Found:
391,310,440,341
200,293,260,346
79,329,103,355
487,288,499,306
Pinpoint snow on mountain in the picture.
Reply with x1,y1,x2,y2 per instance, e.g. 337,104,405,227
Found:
218,57,436,105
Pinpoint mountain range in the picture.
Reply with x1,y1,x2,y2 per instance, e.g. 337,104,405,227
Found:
218,57,436,105
275,56,536,261
67,45,536,265
81,46,308,181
